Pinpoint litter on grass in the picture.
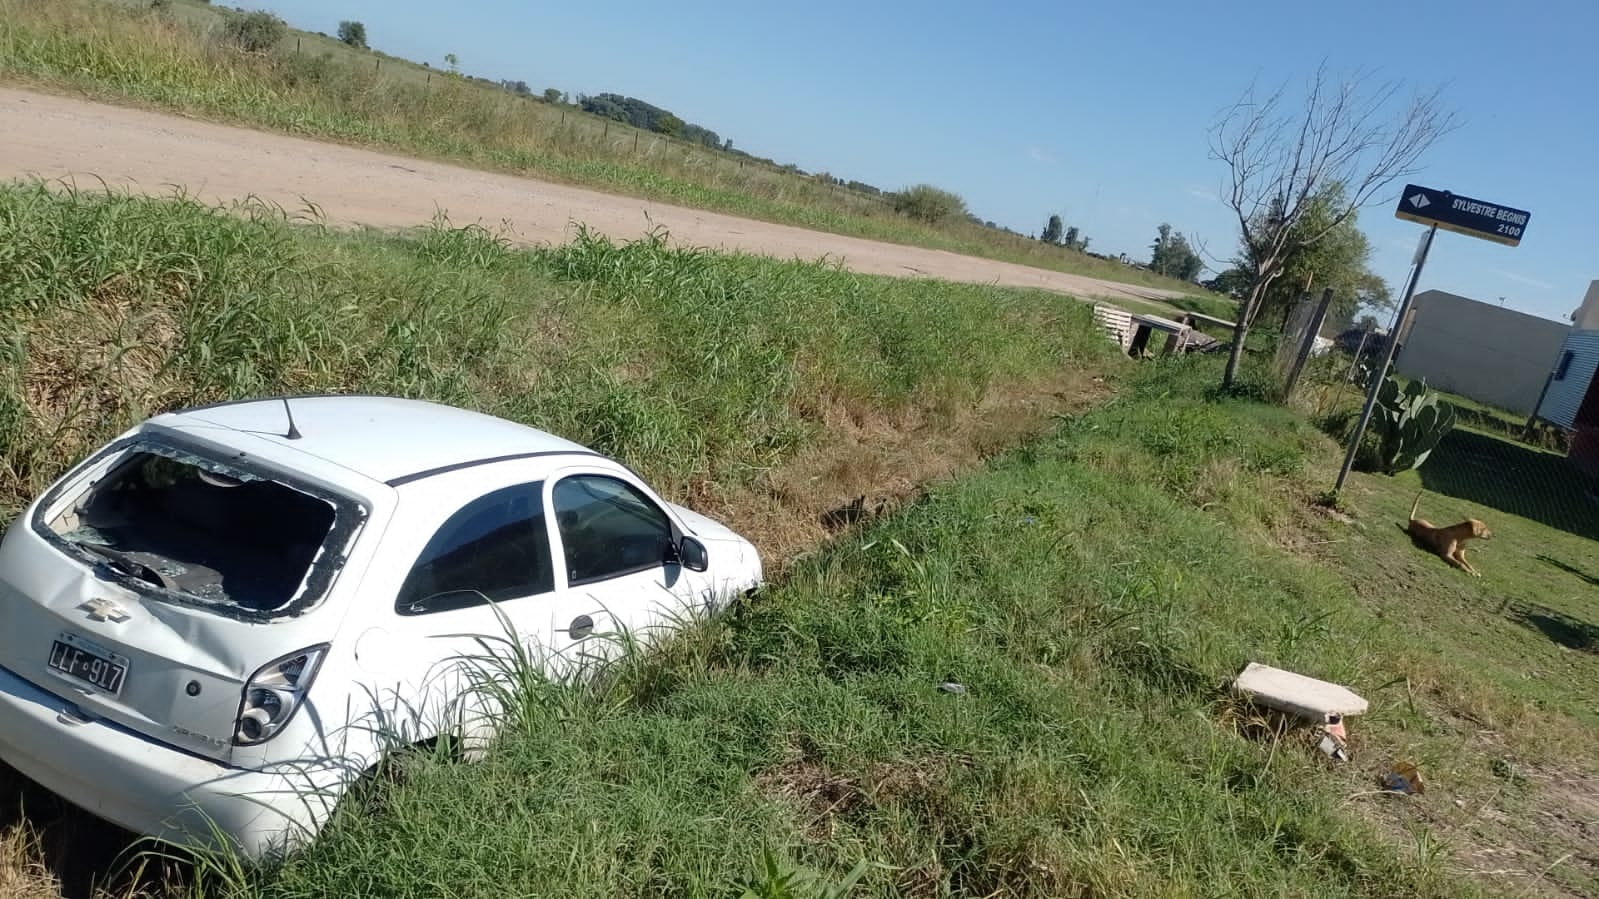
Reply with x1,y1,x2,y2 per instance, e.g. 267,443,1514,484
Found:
1233,662,1368,761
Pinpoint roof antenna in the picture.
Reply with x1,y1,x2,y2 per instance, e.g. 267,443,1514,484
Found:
281,397,302,440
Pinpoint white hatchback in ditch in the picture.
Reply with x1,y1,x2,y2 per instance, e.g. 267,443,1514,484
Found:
0,396,762,859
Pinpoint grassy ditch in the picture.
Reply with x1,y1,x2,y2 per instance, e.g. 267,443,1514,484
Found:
0,180,1119,538
0,183,1116,896
0,179,1120,896
6,186,1596,898
0,0,1204,293
188,357,1581,899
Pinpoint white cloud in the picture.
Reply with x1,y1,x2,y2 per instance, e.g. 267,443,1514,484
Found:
1026,145,1056,164
1185,186,1219,202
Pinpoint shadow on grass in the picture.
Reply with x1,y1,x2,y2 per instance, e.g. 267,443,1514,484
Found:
1508,602,1599,654
1539,554,1599,588
0,762,180,899
1417,428,1599,542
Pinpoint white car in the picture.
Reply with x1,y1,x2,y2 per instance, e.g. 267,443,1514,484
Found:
0,396,762,858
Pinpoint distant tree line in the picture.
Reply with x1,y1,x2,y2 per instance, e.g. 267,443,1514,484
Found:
208,8,1017,225
576,93,725,149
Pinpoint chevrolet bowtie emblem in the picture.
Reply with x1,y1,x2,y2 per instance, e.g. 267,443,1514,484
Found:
79,598,131,623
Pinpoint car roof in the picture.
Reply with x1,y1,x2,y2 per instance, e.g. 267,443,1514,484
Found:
153,395,597,486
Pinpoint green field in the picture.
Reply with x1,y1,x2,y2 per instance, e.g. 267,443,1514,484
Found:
0,0,1217,297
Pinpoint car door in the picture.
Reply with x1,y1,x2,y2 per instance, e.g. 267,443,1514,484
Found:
544,468,709,656
350,470,622,748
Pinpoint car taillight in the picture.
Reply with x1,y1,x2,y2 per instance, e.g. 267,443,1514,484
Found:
234,644,329,746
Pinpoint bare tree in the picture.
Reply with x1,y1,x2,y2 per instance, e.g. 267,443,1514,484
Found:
1210,64,1458,388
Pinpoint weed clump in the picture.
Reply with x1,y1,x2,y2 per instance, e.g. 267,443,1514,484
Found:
220,9,286,53
889,183,968,225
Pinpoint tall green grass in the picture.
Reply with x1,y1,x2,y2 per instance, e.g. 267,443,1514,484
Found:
0,0,1206,293
194,357,1500,898
7,185,1594,896
0,180,1114,527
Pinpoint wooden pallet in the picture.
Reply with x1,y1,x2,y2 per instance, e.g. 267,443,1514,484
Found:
1092,304,1134,350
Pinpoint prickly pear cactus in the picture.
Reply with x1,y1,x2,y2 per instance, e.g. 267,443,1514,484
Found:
1371,376,1455,474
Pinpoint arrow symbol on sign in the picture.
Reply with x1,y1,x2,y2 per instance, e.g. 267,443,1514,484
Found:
1408,192,1430,210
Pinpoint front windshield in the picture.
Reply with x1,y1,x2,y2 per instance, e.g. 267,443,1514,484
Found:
42,443,343,615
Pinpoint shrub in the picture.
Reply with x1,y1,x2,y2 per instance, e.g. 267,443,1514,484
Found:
221,9,287,53
890,184,968,225
336,20,367,49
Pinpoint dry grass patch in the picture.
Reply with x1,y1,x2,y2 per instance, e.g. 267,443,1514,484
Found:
716,372,1112,571
0,823,56,899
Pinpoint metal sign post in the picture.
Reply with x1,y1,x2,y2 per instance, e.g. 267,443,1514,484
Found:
1330,183,1532,494
1333,225,1436,492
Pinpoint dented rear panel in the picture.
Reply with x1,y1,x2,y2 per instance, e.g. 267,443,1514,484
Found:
0,426,377,764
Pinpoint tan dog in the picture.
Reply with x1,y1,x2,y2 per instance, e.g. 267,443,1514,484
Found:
1402,491,1493,576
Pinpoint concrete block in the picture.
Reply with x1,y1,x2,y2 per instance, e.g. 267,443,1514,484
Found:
1232,662,1368,720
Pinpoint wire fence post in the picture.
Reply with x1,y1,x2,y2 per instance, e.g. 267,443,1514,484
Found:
1282,287,1335,402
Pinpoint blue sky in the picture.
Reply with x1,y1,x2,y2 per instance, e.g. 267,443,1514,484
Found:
258,0,1597,323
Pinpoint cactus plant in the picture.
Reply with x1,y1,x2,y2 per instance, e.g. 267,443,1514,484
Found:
1369,376,1455,474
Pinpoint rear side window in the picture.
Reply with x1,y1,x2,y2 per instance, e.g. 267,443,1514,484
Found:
552,475,673,586
397,483,553,615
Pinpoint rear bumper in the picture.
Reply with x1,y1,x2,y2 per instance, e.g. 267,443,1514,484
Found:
0,665,343,860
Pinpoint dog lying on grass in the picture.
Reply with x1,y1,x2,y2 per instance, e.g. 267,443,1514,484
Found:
1402,491,1493,577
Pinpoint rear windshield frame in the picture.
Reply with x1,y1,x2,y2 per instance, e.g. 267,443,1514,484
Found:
30,430,368,622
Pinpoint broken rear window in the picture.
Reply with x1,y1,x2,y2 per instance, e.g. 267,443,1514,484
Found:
38,440,357,618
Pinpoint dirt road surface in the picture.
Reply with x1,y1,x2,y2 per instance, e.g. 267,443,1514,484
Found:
0,87,1186,304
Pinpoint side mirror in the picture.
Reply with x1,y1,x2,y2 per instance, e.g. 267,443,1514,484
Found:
677,536,709,572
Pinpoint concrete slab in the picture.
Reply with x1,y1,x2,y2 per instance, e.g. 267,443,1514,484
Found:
1232,662,1368,720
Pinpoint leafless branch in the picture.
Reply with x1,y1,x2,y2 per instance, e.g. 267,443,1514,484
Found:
1208,63,1459,386
1188,232,1218,271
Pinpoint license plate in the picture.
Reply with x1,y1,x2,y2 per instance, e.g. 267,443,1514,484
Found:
48,634,129,696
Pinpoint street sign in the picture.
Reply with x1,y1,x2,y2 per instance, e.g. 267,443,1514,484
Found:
1394,184,1531,247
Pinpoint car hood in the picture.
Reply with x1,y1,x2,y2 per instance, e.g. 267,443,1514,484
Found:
667,503,749,546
